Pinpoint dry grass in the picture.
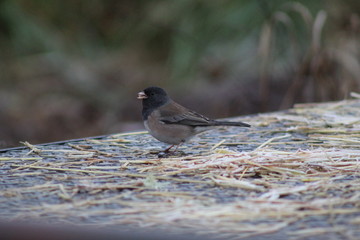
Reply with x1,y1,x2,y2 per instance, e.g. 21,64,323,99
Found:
1,98,360,239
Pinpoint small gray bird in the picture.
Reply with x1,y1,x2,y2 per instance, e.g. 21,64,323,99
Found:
138,86,250,152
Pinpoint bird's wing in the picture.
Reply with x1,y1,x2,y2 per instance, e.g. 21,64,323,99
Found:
161,111,212,126
158,101,212,126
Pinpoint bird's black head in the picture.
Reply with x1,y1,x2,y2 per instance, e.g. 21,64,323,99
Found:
138,86,170,119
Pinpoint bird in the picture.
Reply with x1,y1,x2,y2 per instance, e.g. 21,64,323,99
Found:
137,86,251,152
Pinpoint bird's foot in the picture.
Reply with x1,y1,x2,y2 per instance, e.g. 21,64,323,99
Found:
149,144,186,158
157,150,186,158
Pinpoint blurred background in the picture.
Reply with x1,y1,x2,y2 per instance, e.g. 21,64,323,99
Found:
1,0,359,148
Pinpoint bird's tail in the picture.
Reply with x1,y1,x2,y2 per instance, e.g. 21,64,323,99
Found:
212,120,251,127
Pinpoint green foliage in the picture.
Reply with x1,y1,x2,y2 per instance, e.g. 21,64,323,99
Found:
0,0,325,77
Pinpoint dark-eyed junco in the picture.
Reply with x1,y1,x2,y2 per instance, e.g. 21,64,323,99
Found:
138,86,250,152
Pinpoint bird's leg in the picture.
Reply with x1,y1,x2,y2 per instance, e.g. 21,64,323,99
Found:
164,145,175,153
164,140,184,153
172,140,185,152
173,143,182,152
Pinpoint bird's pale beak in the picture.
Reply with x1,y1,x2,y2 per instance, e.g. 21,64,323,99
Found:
137,91,148,99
